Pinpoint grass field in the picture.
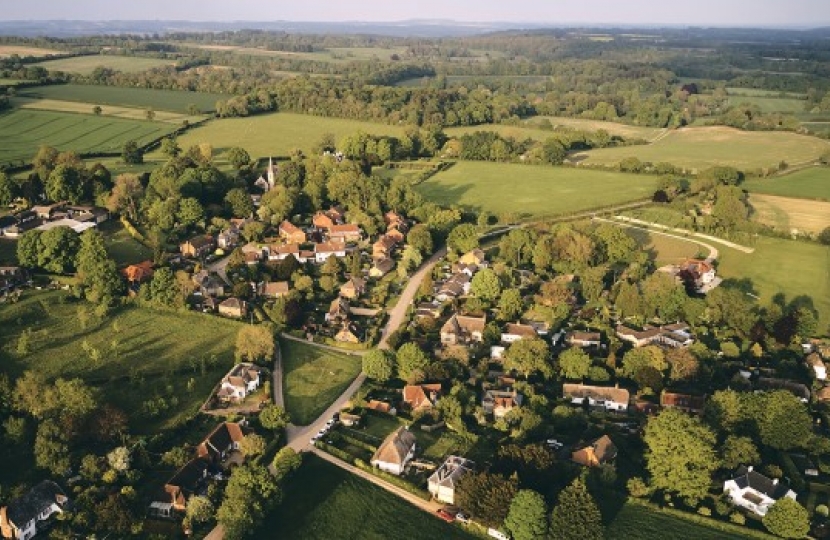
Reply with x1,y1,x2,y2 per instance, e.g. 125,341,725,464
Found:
15,97,205,124
417,161,658,219
170,112,405,161
255,454,477,539
625,228,708,266
726,88,807,99
0,45,65,58
281,340,363,426
578,126,830,171
98,220,154,266
727,94,807,114
32,55,172,74
528,116,663,140
20,84,226,113
445,118,661,144
749,193,830,234
744,167,830,200
0,108,176,164
181,43,410,63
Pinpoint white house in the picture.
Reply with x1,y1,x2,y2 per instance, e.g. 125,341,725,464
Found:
723,466,796,516
216,363,262,403
562,383,629,412
500,323,538,344
0,480,68,540
314,242,347,263
482,389,523,419
428,456,475,504
807,353,827,381
370,427,417,476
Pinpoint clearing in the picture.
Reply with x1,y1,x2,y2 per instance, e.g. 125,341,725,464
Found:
281,339,363,426
417,161,658,219
577,126,830,172
254,453,477,539
744,167,830,201
98,220,154,266
749,193,830,234
31,55,172,75
19,84,226,114
15,97,205,124
0,45,65,58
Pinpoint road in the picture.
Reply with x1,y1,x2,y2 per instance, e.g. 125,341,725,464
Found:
206,254,231,284
271,341,284,408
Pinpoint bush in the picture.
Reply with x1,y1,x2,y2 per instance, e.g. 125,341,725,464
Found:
817,504,829,518
627,477,650,498
730,512,746,525
697,506,712,516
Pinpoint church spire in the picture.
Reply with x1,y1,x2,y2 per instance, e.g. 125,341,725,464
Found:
267,157,275,190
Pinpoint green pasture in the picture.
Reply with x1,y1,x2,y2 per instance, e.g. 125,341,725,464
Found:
0,108,175,165
526,116,663,140
32,55,172,75
417,161,658,219
20,83,226,113
625,228,708,266
727,95,807,114
726,88,807,99
744,167,830,200
98,220,153,266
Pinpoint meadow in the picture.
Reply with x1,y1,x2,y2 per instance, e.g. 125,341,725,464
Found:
20,83,226,113
748,193,830,234
624,228,708,266
0,109,175,164
527,116,663,140
0,45,65,58
744,167,830,200
726,89,807,114
444,118,661,144
15,97,205,124
417,161,658,219
281,339,363,425
578,126,830,171
254,454,477,540
98,220,154,266
181,43,410,63
31,54,172,74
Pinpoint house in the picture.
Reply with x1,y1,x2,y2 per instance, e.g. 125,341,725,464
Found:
723,466,797,516
490,346,506,360
369,257,395,278
660,391,706,415
370,427,417,476
2,211,38,238
153,458,210,515
567,331,602,348
616,323,694,349
122,260,154,284
416,302,442,320
435,273,471,302
180,235,215,258
572,435,617,467
196,422,246,465
373,235,398,259
458,248,486,267
313,208,346,230
193,271,226,297
217,364,262,403
385,226,406,243
428,456,475,505
402,383,442,411
0,480,68,540
501,323,538,344
335,324,361,344
440,314,486,345
217,226,240,250
680,258,716,287
616,325,662,347
366,400,396,415
260,281,290,299
339,277,366,300
755,377,810,403
0,216,17,237
66,205,109,224
563,383,629,412
326,298,350,323
451,263,478,277
807,353,827,381
819,386,830,404
35,218,96,234
218,298,247,319
278,220,306,244
314,242,347,263
482,389,523,419
384,210,407,230
328,224,362,243
340,412,361,427
32,202,65,220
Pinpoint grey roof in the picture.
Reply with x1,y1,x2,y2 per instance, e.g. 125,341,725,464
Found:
732,466,792,499
5,480,66,527
428,456,475,489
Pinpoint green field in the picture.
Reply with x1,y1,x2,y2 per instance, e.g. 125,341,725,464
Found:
444,117,661,142
32,55,172,75
281,340,363,426
255,454,477,539
170,112,405,160
99,220,154,266
417,161,658,219
744,167,830,200
727,95,807,114
15,97,205,124
20,84,226,113
625,228,708,266
579,126,830,171
0,108,176,164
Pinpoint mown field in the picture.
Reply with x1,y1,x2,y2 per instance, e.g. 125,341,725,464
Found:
180,43,410,63
0,108,175,164
281,339,363,426
578,126,830,171
744,167,830,200
726,90,807,114
445,117,662,143
31,54,172,74
20,84,226,113
625,228,708,266
255,454,477,540
0,45,65,57
15,97,205,124
528,116,663,140
98,220,154,266
417,161,658,219
749,193,830,234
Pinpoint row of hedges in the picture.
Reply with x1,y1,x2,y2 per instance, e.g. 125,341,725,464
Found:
352,458,431,500
627,498,775,539
779,451,806,493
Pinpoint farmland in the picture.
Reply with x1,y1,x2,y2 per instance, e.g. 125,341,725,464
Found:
15,97,205,124
0,45,65,58
445,118,662,144
180,43,410,63
417,161,658,219
726,88,807,114
281,339,363,426
577,126,830,171
255,454,477,540
0,109,176,165
31,54,172,74
527,116,663,140
749,193,830,234
19,83,226,113
744,167,830,200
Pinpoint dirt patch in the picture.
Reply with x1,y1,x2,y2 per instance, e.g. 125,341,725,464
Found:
750,193,830,234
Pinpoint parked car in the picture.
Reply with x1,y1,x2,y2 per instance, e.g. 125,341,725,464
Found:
546,438,564,450
456,512,471,524
436,509,455,523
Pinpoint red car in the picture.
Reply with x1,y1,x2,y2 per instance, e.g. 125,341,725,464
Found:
436,509,456,523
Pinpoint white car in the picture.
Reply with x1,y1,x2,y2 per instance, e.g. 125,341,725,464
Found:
546,439,564,450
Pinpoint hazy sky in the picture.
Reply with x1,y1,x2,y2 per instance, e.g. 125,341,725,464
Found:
2,0,829,27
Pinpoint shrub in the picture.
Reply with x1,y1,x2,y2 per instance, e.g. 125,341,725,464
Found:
626,477,650,498
816,504,829,517
730,512,746,525
697,506,712,516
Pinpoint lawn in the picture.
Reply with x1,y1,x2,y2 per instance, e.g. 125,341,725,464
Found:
31,55,173,75
625,228,708,266
281,339,363,425
444,118,661,142
254,453,478,540
748,193,830,234
579,126,830,171
0,238,17,265
417,161,658,219
98,220,154,266
15,97,205,124
744,167,830,201
0,108,176,165
169,112,405,161
20,84,226,114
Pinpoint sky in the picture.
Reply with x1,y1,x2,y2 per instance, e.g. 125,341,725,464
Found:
2,0,829,27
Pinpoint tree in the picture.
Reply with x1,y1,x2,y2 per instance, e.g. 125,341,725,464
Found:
46,164,82,203
235,325,275,363
185,495,214,526
407,224,433,255
447,223,479,254
257,185,297,225
549,479,604,540
75,229,122,304
226,147,251,170
471,268,501,302
644,408,718,504
34,419,70,475
396,343,430,383
455,472,518,528
621,346,666,380
503,489,548,540
497,288,524,321
122,140,143,164
259,404,290,432
0,171,20,206
720,435,760,470
819,226,830,246
504,338,552,378
38,227,80,274
106,173,144,221
760,390,812,451
541,138,567,165
239,433,267,457
362,349,395,382
558,347,592,380
666,347,699,382
225,187,254,218
149,267,179,307
177,198,205,228
160,137,180,158
92,105,102,115
272,447,302,481
763,498,810,539
107,446,131,472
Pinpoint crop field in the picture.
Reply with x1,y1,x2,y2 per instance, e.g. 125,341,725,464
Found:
0,109,175,165
578,126,830,171
0,45,65,57
15,97,205,124
32,54,172,74
255,454,477,540
169,112,405,161
744,167,830,200
749,193,830,234
417,161,658,219
19,83,226,113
